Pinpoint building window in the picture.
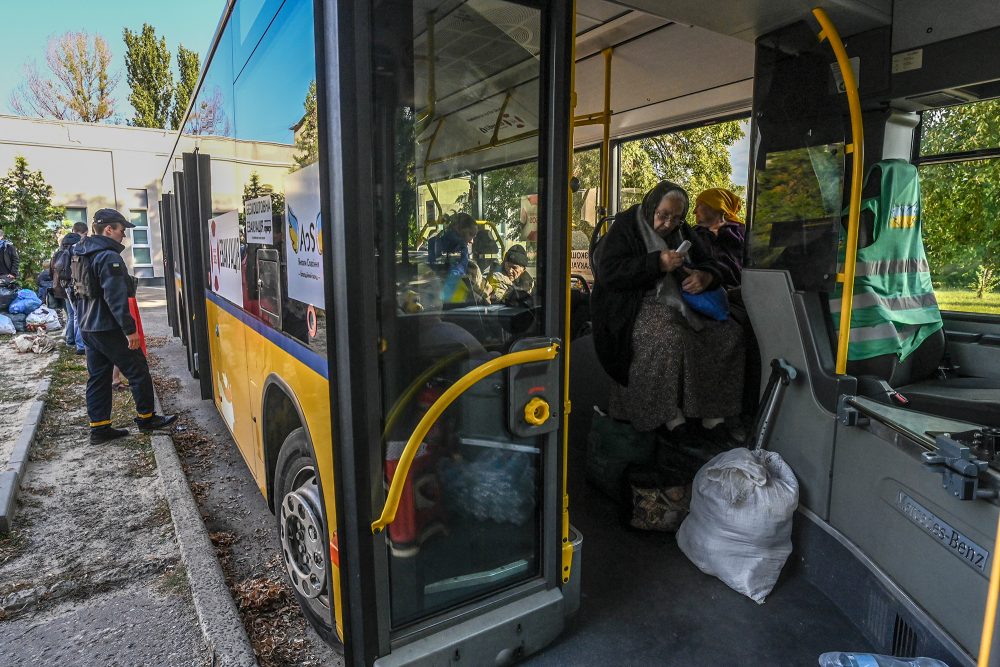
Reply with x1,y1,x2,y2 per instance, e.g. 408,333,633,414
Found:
128,188,154,278
64,207,87,225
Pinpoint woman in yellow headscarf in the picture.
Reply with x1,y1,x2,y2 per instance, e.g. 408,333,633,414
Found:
694,188,745,290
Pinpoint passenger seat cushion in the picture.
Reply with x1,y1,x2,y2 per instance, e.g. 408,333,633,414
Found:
895,377,1000,428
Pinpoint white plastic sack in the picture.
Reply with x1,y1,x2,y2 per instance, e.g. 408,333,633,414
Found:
26,306,61,330
0,313,14,335
676,447,799,604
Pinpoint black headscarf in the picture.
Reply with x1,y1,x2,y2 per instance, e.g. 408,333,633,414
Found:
640,180,689,227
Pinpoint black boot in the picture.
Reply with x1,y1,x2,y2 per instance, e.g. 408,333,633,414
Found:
90,425,129,444
135,413,178,432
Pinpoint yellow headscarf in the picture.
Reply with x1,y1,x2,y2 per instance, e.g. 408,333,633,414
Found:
696,188,743,224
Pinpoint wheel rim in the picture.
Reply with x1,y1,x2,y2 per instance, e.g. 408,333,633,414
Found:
280,466,328,603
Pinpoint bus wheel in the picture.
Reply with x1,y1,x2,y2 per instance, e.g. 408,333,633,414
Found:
274,428,339,648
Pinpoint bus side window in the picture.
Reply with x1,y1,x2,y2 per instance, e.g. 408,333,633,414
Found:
257,248,282,329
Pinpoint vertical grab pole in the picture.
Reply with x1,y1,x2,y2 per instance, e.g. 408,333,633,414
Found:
599,47,613,220
561,0,578,585
978,512,1000,666
812,7,863,375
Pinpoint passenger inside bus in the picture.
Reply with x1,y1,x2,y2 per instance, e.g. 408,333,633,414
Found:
427,212,479,276
591,181,745,439
693,187,745,291
488,244,534,305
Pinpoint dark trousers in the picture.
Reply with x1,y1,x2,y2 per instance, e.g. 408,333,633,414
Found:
81,329,155,426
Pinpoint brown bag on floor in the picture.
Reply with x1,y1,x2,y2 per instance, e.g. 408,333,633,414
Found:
624,466,691,532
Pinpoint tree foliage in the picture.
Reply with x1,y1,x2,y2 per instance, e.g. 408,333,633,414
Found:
293,81,319,169
10,32,117,122
123,24,174,129
0,157,63,286
184,86,230,136
920,99,1000,296
171,45,200,130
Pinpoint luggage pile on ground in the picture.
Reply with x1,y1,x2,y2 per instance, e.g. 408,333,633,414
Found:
0,282,61,336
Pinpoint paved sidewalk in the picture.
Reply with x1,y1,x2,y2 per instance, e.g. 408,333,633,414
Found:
0,342,209,666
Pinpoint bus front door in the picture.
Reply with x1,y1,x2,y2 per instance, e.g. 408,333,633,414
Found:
322,1,575,664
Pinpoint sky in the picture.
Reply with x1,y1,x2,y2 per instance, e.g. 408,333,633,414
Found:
2,0,227,119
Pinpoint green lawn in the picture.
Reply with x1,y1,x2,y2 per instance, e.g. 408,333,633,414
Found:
935,289,1000,315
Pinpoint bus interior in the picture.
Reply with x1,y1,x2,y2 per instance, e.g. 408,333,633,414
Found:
156,0,1000,664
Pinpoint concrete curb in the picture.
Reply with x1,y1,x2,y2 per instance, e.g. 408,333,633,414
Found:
150,399,258,667
0,377,51,533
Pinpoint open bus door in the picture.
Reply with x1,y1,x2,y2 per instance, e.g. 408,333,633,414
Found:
319,1,576,663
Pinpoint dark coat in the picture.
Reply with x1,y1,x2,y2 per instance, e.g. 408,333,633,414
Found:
693,222,745,290
0,238,19,278
74,235,137,335
590,204,721,386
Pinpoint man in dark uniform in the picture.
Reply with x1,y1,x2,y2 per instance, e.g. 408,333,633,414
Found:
73,208,177,444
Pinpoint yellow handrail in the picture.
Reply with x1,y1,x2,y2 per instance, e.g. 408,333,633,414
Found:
561,0,578,585
371,343,560,533
979,512,1000,666
812,7,864,375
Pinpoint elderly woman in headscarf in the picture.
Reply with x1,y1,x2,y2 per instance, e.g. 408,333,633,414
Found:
591,181,745,438
693,188,745,290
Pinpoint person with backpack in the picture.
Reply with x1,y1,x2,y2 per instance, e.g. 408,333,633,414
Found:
52,230,86,353
0,224,20,281
73,208,176,444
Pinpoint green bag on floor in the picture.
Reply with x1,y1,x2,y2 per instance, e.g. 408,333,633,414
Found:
585,410,656,499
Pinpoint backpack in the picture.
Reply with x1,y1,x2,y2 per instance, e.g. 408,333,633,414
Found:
50,247,73,299
71,252,97,300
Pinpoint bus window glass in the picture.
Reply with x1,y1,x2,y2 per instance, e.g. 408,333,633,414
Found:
617,119,749,212
231,0,326,352
919,99,1000,156
373,0,546,628
919,99,1000,315
185,24,234,138
748,143,844,290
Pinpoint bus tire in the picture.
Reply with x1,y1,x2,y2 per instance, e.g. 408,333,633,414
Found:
274,427,341,650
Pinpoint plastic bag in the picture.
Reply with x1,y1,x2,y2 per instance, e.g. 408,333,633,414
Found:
585,409,656,499
676,447,798,603
681,286,729,320
818,653,948,667
0,285,16,311
26,306,61,331
8,312,27,332
437,448,536,525
8,289,42,314
0,313,14,335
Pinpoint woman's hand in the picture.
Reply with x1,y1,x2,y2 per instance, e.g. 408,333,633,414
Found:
659,250,685,272
682,269,711,294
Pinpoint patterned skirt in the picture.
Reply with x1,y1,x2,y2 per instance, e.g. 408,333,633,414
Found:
609,296,745,431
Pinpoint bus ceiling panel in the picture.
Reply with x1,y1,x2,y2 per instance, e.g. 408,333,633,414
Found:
608,0,890,42
573,24,753,137
892,0,1000,52
573,79,753,146
574,11,669,61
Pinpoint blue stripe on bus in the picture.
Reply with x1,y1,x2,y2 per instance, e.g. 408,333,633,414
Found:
204,290,329,380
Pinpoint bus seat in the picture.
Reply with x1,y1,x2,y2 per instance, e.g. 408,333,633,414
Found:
840,160,1000,427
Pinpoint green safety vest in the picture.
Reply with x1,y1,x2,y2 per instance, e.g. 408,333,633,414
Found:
831,159,943,361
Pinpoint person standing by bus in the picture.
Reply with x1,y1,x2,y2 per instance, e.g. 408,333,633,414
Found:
73,208,176,444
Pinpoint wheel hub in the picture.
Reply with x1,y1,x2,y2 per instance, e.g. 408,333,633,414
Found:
280,472,326,600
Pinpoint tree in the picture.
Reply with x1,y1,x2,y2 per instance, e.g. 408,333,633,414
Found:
171,45,200,130
920,99,1000,297
241,172,285,227
10,32,116,122
293,81,319,169
184,86,230,136
123,24,174,129
0,157,64,287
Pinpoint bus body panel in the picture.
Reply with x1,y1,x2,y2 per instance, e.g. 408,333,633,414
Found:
204,290,344,640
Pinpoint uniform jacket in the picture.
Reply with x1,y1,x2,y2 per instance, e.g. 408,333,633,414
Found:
74,235,137,335
590,204,720,386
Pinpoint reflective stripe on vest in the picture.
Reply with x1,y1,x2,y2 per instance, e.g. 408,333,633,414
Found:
832,159,943,362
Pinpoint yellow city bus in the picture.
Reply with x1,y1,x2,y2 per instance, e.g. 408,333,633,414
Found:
158,0,1000,665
